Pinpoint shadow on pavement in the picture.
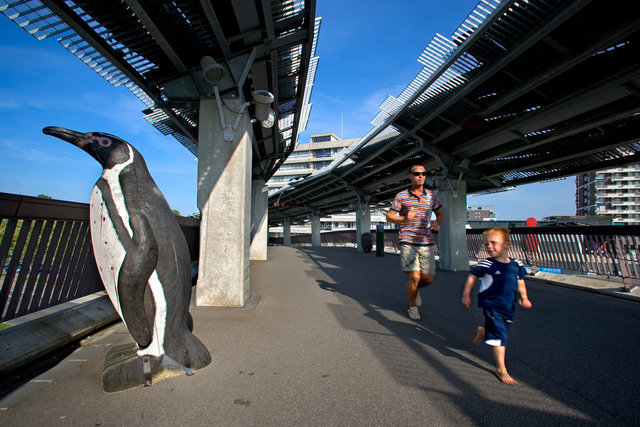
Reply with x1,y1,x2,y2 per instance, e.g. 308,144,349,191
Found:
299,246,640,425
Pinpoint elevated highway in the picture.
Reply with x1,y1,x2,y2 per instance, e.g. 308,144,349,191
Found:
269,0,640,226
0,0,319,182
1,0,321,305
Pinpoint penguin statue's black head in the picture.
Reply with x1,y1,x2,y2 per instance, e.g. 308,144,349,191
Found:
43,126,132,169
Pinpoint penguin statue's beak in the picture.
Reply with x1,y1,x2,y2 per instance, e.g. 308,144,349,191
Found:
43,126,106,166
42,126,89,147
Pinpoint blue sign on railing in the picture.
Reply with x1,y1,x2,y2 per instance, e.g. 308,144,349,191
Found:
525,266,562,274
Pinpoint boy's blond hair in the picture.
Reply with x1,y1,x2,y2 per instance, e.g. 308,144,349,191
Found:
482,227,511,244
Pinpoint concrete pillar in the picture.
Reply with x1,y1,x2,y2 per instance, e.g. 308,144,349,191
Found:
356,201,371,252
438,179,469,272
196,97,252,307
310,212,321,247
283,219,292,246
250,179,268,260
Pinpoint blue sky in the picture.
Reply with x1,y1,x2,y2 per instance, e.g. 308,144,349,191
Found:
0,1,576,219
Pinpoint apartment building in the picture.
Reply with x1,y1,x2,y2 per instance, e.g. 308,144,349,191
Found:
576,164,640,224
467,205,495,221
268,132,392,234
267,132,356,190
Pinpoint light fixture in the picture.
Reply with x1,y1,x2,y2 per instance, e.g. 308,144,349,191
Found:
200,56,225,84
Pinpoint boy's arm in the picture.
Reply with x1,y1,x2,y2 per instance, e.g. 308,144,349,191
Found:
461,274,476,308
517,279,532,309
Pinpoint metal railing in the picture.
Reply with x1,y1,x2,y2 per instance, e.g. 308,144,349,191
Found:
270,225,640,291
0,193,200,322
3,190,639,322
466,226,640,291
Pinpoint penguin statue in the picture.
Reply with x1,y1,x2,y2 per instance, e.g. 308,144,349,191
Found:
43,126,211,392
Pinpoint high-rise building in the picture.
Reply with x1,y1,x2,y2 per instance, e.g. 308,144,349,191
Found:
575,173,597,216
576,164,640,224
267,132,357,189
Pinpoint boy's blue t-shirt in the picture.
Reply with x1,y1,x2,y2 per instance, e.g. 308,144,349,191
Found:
469,258,527,318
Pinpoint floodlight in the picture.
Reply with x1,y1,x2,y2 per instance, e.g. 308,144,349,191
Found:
201,56,225,84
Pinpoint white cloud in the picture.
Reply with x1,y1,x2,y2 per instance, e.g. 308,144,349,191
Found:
0,90,48,110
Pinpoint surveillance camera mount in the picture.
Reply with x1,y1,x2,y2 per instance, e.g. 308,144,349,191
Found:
213,85,250,142
202,50,263,141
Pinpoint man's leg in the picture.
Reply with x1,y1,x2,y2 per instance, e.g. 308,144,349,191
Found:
406,270,422,320
401,245,421,307
417,245,436,289
407,270,421,307
418,273,434,288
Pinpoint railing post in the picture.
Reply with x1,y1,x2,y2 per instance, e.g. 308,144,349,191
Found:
614,235,640,292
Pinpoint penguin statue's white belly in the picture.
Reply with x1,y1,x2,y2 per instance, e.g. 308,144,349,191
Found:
89,146,166,357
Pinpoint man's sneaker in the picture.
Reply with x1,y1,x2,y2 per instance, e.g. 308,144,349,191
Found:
415,291,422,307
407,306,420,320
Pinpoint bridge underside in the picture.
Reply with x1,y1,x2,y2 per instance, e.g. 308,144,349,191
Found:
269,0,640,226
1,0,319,183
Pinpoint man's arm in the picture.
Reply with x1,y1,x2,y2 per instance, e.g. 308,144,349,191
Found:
386,208,414,224
430,207,444,231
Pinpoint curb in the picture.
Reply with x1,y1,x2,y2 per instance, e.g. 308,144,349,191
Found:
0,296,120,375
526,276,640,302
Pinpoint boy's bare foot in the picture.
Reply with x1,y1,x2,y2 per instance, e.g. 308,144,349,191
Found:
471,326,485,345
496,369,518,385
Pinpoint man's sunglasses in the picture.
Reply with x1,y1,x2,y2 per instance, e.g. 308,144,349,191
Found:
411,171,427,176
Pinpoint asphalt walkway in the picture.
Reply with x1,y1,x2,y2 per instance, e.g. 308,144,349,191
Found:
1,246,639,426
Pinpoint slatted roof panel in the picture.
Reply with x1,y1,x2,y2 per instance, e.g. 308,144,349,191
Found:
1,0,320,181
269,0,640,225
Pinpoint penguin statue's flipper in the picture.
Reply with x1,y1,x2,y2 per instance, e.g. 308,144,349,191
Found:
118,213,158,348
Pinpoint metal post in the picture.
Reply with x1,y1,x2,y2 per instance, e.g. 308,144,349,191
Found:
376,224,384,257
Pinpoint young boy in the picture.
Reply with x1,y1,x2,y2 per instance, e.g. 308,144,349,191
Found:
461,227,532,385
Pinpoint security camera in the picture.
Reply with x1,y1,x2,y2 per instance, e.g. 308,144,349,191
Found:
201,56,225,84
252,90,275,126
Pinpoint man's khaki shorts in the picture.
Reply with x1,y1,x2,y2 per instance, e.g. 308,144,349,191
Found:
400,244,436,274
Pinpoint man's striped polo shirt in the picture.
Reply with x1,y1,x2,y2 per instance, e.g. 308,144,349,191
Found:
389,187,442,246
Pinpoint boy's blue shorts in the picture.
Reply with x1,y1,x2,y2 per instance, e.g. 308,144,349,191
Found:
482,307,512,347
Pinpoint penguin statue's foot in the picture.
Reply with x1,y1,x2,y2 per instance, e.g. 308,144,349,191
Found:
101,343,188,393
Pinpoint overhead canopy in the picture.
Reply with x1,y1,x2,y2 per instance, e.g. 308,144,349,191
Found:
1,0,320,181
269,0,640,226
